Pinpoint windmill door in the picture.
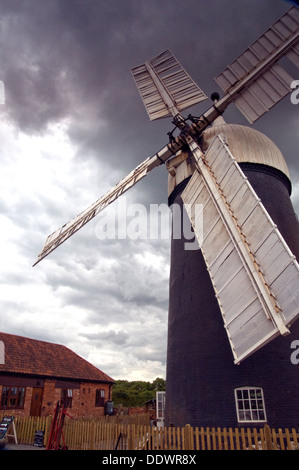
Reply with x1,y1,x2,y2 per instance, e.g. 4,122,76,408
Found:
30,388,43,416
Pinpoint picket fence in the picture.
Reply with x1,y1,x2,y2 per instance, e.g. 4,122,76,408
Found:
1,413,299,450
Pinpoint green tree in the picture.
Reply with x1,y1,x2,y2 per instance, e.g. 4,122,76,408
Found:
152,377,166,392
112,377,166,407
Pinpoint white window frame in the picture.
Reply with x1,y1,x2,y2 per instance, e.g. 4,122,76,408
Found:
156,391,165,428
234,387,267,423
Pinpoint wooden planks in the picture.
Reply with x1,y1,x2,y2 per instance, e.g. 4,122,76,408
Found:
1,413,298,450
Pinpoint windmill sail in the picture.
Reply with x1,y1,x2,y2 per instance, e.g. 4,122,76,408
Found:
33,138,184,266
34,7,299,267
131,49,208,120
181,135,299,363
214,6,299,123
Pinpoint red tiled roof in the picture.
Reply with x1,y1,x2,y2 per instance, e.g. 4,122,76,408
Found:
0,332,114,383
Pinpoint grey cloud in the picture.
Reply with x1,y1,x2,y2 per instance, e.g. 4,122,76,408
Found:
82,330,129,347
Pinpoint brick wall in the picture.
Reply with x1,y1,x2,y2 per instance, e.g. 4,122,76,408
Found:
41,380,60,416
1,380,113,418
41,380,112,418
76,382,112,418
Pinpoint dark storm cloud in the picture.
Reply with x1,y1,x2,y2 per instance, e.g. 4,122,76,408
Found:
0,1,292,140
1,1,296,197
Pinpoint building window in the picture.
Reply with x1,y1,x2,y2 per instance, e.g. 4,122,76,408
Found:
1,386,25,409
61,389,73,408
235,387,266,423
95,389,105,407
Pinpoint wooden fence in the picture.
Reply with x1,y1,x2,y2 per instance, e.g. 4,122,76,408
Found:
1,413,299,450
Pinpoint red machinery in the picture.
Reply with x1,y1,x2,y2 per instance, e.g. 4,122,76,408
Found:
46,401,72,450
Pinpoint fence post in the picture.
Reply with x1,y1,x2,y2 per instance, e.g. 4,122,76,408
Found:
44,416,52,446
184,424,193,450
89,421,96,450
127,424,135,450
264,424,275,450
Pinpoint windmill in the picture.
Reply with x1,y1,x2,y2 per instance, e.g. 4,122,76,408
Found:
34,7,299,427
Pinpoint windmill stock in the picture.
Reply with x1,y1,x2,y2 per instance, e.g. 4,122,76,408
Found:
35,7,299,427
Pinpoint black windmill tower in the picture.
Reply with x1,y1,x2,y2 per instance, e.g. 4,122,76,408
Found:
34,7,299,427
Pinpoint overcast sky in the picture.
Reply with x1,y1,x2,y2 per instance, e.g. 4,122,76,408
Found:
0,0,298,382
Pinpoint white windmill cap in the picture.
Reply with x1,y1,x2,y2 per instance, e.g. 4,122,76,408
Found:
200,117,290,179
167,116,291,199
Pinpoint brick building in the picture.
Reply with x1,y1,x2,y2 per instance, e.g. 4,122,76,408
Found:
0,332,114,418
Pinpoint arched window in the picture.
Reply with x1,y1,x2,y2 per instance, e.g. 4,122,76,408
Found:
234,387,267,423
